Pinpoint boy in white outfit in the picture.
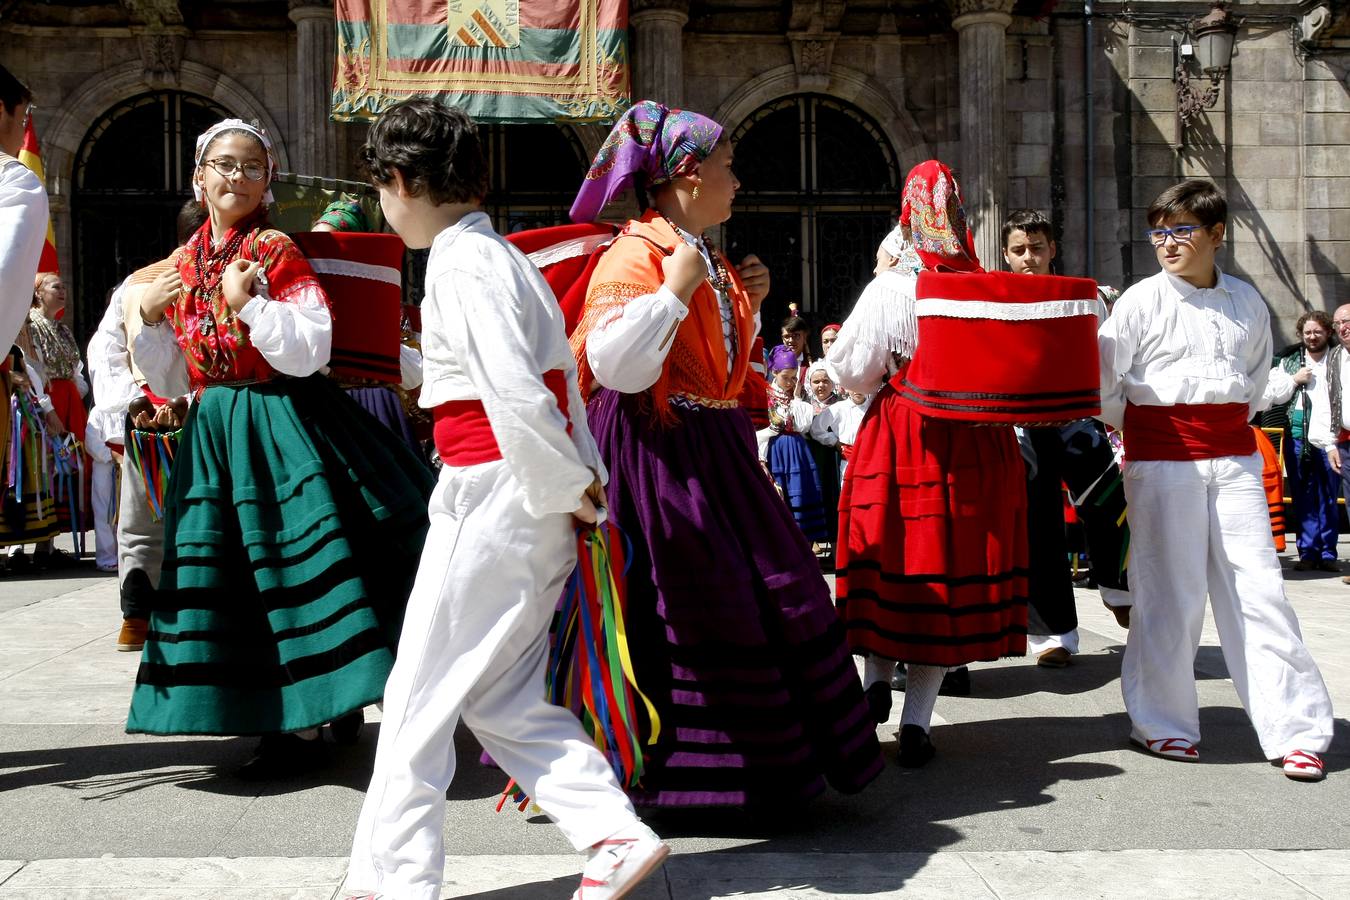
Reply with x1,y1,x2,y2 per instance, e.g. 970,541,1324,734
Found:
1098,179,1333,781
346,100,667,900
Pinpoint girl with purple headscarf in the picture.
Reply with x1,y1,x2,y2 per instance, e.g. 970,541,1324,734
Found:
758,345,830,546
566,100,882,810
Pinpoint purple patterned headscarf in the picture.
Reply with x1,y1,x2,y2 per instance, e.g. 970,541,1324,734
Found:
768,345,800,373
570,100,723,224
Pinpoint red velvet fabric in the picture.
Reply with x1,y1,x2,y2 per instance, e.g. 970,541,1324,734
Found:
433,370,570,467
1124,402,1255,461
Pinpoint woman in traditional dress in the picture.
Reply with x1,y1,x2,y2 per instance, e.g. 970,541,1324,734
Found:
568,100,882,809
126,119,435,777
24,272,89,563
0,328,62,570
829,160,1029,767
759,347,829,547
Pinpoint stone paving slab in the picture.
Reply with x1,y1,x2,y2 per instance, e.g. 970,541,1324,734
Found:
1,852,1346,899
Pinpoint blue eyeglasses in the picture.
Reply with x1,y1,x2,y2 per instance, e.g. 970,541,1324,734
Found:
1146,224,1206,246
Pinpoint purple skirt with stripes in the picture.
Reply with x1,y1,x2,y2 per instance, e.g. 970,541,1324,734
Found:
586,388,883,809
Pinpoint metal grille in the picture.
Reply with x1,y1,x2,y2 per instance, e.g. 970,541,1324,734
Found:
726,95,899,330
72,92,231,342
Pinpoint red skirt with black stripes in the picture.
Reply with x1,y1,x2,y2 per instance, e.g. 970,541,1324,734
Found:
835,369,1029,666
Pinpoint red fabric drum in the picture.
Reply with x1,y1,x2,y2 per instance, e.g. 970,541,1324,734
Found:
292,231,404,384
895,270,1101,425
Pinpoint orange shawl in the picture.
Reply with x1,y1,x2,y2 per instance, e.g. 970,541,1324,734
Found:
571,211,755,424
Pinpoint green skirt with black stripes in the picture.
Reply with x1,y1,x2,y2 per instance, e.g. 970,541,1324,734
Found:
126,374,435,736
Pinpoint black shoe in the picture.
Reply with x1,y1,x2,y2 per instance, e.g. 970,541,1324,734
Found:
6,550,31,573
863,682,892,724
35,548,81,571
938,666,971,697
329,709,365,745
898,724,936,768
891,666,907,692
235,733,329,781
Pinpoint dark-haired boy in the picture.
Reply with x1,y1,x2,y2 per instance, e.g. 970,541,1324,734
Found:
346,99,666,900
1099,180,1333,780
1001,210,1132,666
0,65,48,354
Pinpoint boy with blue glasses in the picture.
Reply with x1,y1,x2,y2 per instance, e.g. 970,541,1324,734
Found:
1098,179,1333,780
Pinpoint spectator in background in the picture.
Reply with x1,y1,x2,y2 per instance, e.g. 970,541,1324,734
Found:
1273,311,1339,571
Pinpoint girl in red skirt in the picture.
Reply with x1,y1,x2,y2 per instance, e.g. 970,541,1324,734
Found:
828,160,1029,767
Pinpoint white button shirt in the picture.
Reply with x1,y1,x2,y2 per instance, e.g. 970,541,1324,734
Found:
419,211,604,518
1097,267,1271,430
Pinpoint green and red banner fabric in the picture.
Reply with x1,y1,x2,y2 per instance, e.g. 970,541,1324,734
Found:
334,0,630,123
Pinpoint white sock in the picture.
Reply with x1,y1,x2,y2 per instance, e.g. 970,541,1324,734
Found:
862,656,898,689
900,664,947,731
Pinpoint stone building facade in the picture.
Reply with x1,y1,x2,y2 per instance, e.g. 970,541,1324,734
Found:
1,0,1346,339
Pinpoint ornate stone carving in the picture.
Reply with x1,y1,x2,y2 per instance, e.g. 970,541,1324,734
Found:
946,0,1016,16
789,33,836,91
121,0,183,29
789,0,846,33
133,28,186,85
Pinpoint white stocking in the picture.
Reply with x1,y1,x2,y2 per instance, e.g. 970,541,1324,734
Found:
900,664,947,732
862,656,897,689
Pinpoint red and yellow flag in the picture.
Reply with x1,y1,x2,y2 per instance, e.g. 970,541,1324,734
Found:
18,117,58,274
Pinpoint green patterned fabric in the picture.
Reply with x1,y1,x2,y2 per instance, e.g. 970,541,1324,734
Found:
127,375,434,736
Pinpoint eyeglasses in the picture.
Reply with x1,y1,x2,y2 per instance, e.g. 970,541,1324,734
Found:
201,157,268,182
1146,224,1206,246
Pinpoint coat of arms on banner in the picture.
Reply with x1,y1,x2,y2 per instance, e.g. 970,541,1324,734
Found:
447,0,520,48
334,0,630,124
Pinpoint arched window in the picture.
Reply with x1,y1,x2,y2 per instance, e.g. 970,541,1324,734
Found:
723,95,900,332
72,92,232,338
399,123,590,308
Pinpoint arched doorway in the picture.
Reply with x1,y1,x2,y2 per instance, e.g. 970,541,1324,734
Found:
71,91,232,339
724,95,900,333
484,123,589,232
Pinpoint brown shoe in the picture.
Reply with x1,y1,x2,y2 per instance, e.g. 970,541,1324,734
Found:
1340,575,1350,586
1293,559,1315,572
1104,603,1131,628
117,618,148,652
1318,559,1341,573
1036,647,1072,668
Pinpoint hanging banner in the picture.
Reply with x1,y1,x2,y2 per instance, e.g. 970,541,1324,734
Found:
333,0,630,124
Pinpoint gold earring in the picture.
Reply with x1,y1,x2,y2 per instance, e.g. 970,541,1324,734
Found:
692,185,701,201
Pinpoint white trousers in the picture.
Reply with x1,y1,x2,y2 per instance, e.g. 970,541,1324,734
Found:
91,458,117,569
1027,630,1080,655
347,461,638,900
1122,452,1333,759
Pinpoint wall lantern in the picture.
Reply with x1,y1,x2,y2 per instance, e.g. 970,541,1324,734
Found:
1175,1,1240,127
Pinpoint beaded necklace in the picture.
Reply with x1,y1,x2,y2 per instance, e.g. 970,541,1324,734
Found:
664,218,732,290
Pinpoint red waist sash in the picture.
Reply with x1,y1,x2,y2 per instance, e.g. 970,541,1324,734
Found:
432,369,571,467
1124,402,1255,461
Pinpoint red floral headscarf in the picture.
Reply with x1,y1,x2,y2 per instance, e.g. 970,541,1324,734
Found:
899,160,981,273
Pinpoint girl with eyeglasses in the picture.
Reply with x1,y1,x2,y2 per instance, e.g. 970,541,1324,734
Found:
124,118,435,778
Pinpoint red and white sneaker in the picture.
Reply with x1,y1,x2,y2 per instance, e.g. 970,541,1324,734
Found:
572,822,669,900
1132,736,1199,762
1283,750,1326,782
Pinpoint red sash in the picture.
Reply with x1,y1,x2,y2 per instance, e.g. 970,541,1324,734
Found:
433,370,572,467
1124,402,1255,461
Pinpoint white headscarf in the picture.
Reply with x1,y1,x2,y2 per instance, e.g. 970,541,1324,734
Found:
193,118,276,204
